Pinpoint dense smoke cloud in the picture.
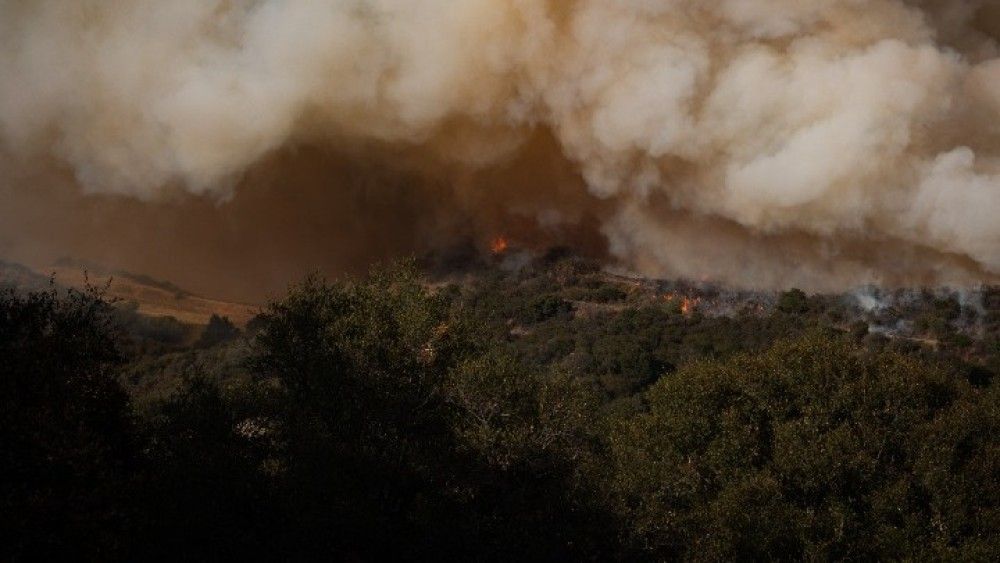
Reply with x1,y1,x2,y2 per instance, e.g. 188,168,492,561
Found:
1,0,999,298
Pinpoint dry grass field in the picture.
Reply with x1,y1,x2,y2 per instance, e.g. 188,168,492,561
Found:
45,265,257,326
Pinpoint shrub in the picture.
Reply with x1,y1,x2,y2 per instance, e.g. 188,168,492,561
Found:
196,314,240,348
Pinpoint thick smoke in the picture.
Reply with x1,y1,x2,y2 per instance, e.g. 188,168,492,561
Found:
1,0,999,298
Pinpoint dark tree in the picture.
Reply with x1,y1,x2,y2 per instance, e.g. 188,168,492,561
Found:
0,287,138,561
610,332,999,560
245,264,616,559
196,314,240,348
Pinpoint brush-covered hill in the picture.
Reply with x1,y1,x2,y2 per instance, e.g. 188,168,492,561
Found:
5,250,998,427
5,254,999,561
83,249,996,410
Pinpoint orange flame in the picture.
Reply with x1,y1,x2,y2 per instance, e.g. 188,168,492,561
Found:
680,297,701,315
664,293,701,315
490,236,509,255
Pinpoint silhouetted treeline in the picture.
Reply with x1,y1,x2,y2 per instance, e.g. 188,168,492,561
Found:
2,261,998,561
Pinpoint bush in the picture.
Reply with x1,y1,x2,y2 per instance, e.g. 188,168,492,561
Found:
196,314,240,348
114,301,191,346
777,288,810,314
518,293,573,324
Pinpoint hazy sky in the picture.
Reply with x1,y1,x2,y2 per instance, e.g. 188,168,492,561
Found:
2,1,999,299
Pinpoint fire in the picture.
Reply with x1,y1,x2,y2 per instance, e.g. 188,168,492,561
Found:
490,236,509,255
663,293,701,315
680,297,701,315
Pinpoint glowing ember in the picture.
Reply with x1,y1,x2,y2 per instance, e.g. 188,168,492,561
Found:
490,236,509,255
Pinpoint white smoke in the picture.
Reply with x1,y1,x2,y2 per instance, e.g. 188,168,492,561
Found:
1,0,998,289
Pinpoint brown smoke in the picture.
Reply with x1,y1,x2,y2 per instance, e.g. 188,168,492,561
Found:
1,0,999,300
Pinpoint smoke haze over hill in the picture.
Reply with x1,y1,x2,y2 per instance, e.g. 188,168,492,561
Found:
2,0,1000,299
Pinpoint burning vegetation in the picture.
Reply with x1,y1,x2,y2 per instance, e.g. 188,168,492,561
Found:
490,236,510,256
663,292,702,316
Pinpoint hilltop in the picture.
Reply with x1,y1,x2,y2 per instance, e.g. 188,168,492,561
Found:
1,258,256,327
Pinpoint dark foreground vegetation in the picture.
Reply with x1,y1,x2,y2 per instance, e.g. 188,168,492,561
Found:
2,257,999,561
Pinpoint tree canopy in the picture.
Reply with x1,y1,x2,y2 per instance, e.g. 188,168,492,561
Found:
2,264,998,560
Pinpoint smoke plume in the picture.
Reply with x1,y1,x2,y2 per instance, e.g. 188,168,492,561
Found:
2,0,999,299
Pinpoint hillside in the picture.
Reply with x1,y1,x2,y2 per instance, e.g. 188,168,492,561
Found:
5,255,999,561
100,251,998,410
1,259,256,327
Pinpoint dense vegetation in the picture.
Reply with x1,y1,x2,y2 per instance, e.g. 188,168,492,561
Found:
2,257,999,560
